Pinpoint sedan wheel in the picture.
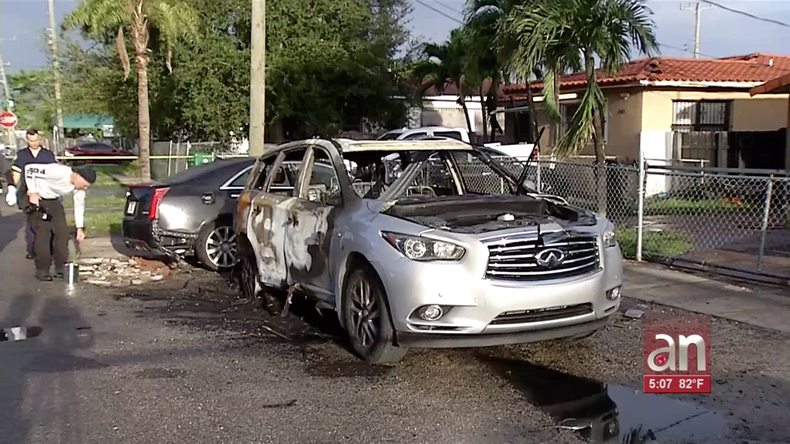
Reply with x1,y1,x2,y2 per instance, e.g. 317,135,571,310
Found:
197,222,238,271
207,226,237,269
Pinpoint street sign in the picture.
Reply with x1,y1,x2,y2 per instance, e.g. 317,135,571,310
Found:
0,111,17,129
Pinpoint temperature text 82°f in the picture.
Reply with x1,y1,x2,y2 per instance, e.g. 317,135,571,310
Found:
643,375,711,393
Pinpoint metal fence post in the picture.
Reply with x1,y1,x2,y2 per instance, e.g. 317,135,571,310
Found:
167,140,173,176
636,147,645,262
757,174,774,271
536,160,542,193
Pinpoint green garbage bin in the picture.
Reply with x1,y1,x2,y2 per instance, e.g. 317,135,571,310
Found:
192,152,213,166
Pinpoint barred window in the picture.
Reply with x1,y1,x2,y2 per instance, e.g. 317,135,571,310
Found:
672,100,730,132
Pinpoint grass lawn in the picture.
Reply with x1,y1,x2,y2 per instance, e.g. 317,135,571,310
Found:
65,162,142,189
63,195,127,208
616,227,693,259
68,211,123,238
642,197,755,216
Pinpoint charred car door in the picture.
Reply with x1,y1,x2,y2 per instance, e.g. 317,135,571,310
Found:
282,146,343,301
247,148,307,289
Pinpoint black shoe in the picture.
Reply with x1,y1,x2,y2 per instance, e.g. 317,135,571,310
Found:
55,269,65,280
35,270,53,282
26,252,36,260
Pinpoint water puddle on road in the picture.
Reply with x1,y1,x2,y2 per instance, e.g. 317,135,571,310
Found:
485,357,727,443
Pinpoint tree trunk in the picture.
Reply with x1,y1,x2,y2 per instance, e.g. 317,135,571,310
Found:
459,95,473,136
526,81,538,145
585,49,607,215
131,11,151,182
479,84,487,142
489,77,499,142
551,61,561,149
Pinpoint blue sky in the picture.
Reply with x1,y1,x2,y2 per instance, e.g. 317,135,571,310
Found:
1,0,790,73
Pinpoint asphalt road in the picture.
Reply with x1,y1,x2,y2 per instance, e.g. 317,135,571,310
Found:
1,209,788,444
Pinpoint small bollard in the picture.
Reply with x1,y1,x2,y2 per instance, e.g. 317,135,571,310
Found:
65,263,80,287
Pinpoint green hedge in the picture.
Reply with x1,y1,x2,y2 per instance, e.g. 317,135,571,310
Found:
617,227,693,258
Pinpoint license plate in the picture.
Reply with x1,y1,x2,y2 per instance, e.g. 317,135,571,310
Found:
126,201,137,215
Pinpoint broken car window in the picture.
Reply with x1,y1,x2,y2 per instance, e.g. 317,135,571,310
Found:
307,149,342,206
265,149,306,196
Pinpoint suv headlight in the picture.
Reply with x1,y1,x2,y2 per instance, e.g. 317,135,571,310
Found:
603,229,618,248
381,232,465,261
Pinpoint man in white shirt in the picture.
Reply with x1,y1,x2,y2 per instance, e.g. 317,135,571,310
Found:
24,164,96,281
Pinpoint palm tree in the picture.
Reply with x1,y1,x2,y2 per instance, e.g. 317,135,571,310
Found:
503,0,658,161
502,0,657,213
414,29,474,134
464,0,526,142
64,0,199,181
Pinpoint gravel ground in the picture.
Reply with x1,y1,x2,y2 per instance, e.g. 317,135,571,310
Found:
103,265,790,444
3,204,788,444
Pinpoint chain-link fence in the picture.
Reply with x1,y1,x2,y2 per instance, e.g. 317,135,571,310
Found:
640,164,790,279
497,156,790,281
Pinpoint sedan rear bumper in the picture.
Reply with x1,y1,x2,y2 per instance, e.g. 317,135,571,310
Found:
123,217,197,258
395,314,612,348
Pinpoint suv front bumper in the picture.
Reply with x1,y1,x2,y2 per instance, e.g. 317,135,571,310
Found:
370,243,623,347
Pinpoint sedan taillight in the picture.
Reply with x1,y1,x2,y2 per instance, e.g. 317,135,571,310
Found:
149,187,170,220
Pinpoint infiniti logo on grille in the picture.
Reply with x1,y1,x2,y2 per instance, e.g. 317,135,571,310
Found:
535,248,566,268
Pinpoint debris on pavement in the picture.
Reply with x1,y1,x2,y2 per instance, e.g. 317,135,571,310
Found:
623,308,646,319
79,257,173,287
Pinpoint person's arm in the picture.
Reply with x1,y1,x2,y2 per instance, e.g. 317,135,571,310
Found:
24,165,40,206
73,189,86,242
0,157,8,194
11,160,21,185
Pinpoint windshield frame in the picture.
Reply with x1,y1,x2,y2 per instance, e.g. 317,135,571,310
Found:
377,147,536,201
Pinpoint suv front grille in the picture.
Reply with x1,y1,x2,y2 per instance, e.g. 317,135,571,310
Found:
483,231,599,281
491,303,593,325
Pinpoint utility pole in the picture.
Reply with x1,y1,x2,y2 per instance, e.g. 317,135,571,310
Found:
0,53,14,150
681,2,712,59
48,0,65,154
249,0,266,157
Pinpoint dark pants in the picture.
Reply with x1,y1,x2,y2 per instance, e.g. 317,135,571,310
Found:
31,199,69,273
25,215,35,254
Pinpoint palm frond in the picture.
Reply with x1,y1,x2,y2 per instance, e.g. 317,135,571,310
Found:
148,0,201,43
554,80,606,157
116,27,130,79
63,0,128,35
541,68,561,122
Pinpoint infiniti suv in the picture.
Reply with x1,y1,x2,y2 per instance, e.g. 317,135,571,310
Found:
235,139,623,363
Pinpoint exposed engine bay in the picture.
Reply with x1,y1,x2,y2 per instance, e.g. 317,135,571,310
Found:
386,195,597,234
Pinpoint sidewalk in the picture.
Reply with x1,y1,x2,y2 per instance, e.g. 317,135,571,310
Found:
623,261,790,334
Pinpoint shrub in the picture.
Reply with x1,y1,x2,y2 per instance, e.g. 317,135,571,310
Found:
616,227,693,258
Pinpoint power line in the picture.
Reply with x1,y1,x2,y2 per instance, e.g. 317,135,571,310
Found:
414,0,464,25
433,0,464,16
700,0,790,29
659,43,717,59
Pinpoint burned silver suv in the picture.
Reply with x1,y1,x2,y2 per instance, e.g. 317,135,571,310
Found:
235,139,623,364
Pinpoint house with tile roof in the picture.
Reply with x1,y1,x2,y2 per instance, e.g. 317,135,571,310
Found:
501,53,790,167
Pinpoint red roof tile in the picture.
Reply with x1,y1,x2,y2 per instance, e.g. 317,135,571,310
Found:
503,53,790,95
